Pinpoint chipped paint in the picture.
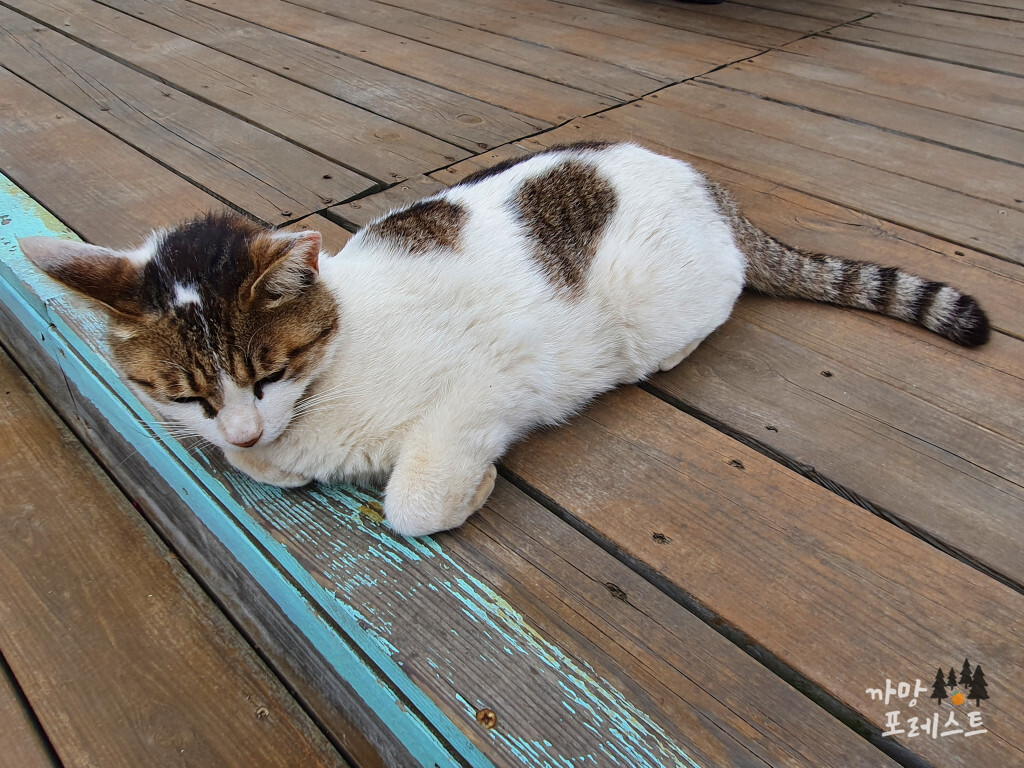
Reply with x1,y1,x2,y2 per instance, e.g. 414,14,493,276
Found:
1,173,703,768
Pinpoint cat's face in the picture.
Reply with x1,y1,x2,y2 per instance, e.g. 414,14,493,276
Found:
20,213,338,452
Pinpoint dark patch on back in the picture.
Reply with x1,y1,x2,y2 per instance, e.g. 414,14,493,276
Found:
515,160,617,295
366,199,467,255
457,141,613,187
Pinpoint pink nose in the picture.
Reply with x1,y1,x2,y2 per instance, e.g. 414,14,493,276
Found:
230,431,262,448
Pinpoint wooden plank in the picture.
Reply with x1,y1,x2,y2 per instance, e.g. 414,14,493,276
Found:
713,0,868,22
501,385,1024,768
0,68,219,246
314,0,761,80
553,0,853,42
881,1,1024,38
654,81,1023,212
0,657,57,768
0,348,349,768
826,22,1024,76
755,36,1024,130
190,0,666,102
89,0,552,151
900,0,1024,22
853,8,1024,56
6,0,469,183
0,8,374,222
586,98,1024,260
183,0,616,124
700,58,1024,165
450,485,899,768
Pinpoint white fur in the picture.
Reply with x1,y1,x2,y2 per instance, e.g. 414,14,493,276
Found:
218,144,746,535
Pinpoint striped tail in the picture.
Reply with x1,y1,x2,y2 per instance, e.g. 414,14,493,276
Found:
705,181,990,348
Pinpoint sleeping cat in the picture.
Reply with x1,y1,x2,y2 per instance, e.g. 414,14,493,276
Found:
20,142,989,536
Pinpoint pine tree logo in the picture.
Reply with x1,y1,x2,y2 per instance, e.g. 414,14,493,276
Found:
931,658,989,707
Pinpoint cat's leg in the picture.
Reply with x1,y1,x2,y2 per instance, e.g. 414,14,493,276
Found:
225,448,312,488
658,339,702,372
384,425,499,536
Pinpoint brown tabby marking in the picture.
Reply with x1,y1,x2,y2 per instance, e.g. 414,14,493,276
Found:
457,141,612,187
108,213,338,411
515,161,616,296
368,199,467,254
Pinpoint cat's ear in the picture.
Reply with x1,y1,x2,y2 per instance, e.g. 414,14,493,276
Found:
18,237,146,317
251,230,322,303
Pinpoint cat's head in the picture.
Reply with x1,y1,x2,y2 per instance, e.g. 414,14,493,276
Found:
20,212,339,452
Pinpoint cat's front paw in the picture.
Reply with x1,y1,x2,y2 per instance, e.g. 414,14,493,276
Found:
385,463,497,537
226,449,311,488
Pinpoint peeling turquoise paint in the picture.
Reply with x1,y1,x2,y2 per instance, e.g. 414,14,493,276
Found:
1,173,704,768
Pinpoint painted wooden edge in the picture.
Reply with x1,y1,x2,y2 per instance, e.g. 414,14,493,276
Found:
0,173,476,768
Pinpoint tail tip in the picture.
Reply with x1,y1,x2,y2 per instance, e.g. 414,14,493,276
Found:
945,294,990,348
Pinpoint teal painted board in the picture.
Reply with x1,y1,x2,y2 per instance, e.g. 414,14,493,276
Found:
0,174,709,766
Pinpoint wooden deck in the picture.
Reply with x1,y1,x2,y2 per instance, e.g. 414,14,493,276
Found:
1,1,1022,766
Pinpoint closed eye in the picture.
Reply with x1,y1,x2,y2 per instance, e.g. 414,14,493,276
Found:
254,368,286,399
169,395,215,419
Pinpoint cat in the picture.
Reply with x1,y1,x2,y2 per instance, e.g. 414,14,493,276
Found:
20,142,989,536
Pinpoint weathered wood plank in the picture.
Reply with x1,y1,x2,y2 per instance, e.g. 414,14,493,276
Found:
0,68,219,246
754,36,1024,129
655,81,1023,212
0,348,349,768
5,0,469,183
0,8,373,222
319,0,761,80
899,0,1024,23
854,7,1024,55
589,98,1024,260
881,1,1024,38
90,0,552,151
453,484,899,768
0,657,57,768
552,0,851,44
184,0,615,124
501,385,1024,768
825,21,1024,76
216,0,665,101
700,58,1024,165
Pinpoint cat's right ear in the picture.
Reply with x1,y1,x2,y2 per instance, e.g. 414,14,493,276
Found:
19,237,146,317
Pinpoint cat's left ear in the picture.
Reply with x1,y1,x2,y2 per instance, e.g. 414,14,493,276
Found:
18,237,147,317
252,230,322,302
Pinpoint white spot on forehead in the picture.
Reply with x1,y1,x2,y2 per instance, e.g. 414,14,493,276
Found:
173,283,202,308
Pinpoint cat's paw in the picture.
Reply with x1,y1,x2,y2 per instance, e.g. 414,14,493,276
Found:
385,463,497,537
226,449,311,488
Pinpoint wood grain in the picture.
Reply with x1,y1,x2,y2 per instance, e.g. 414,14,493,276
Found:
700,59,1024,165
750,36,1024,129
654,81,1023,212
184,0,616,124
589,99,1024,260
501,385,1024,768
6,0,469,183
0,8,373,221
325,0,761,80
0,68,219,246
93,0,552,151
0,658,56,768
0,348,348,768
